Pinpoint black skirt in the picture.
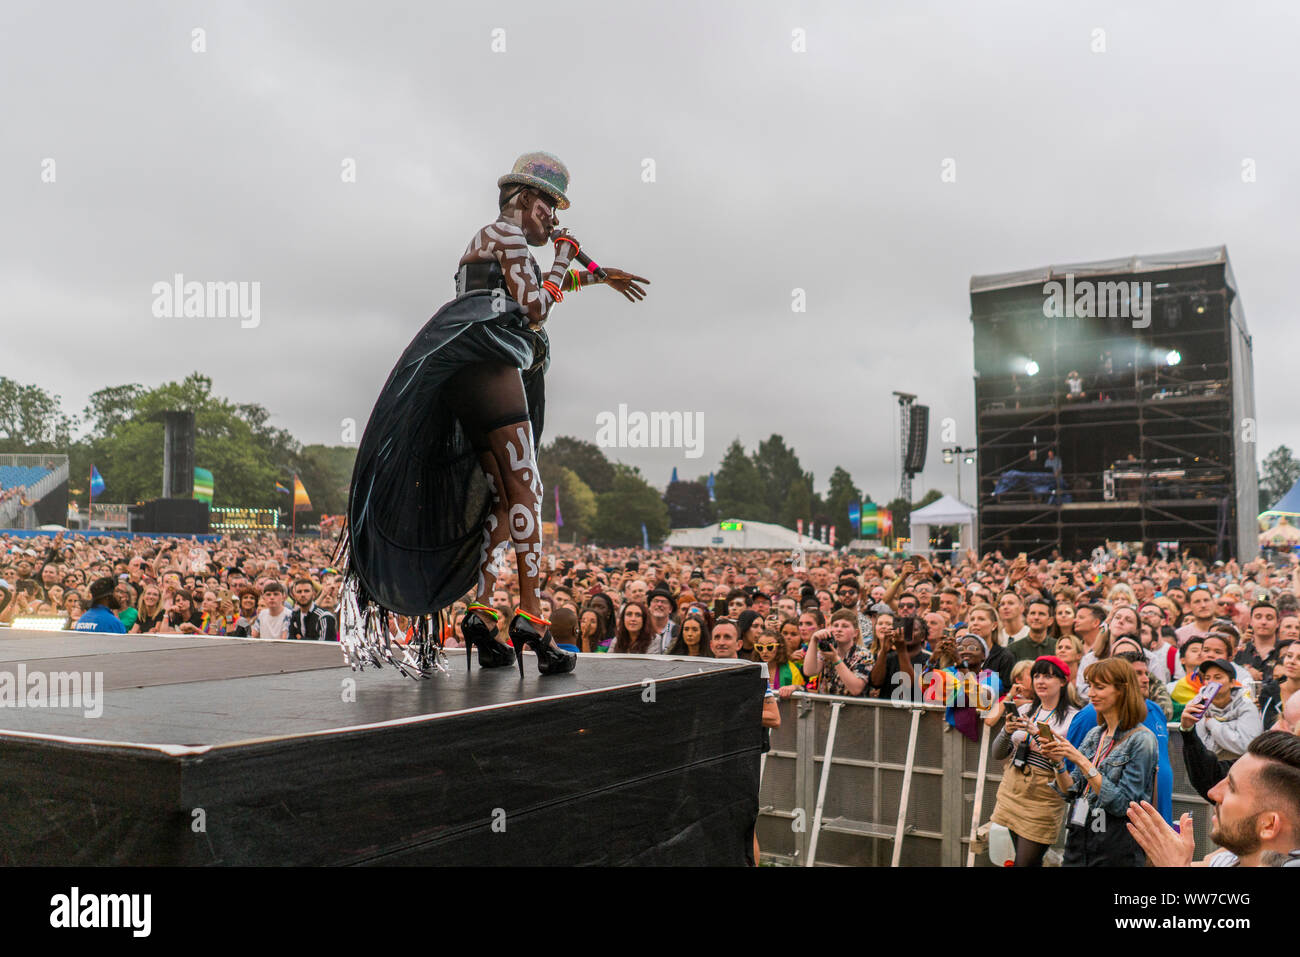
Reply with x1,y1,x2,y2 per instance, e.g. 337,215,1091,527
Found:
343,290,547,618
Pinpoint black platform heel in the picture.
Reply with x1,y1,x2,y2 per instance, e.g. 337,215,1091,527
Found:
509,611,577,677
461,604,517,671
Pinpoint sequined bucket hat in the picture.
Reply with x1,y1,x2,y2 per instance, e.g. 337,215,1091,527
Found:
498,151,571,210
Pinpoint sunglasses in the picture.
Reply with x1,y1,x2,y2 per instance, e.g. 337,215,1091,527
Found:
753,642,779,652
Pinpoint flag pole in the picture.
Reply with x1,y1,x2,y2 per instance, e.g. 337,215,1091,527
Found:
88,467,93,532
291,473,297,545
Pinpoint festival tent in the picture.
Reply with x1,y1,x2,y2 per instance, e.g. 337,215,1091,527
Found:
1265,477,1300,516
665,519,832,551
908,495,977,555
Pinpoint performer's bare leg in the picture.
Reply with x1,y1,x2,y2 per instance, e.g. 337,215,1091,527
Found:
471,450,512,622
484,417,544,618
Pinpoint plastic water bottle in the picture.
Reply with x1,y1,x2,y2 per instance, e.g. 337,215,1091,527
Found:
988,822,1015,867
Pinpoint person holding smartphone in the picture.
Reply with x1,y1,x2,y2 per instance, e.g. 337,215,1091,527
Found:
1182,658,1262,761
990,655,1080,866
1041,657,1158,866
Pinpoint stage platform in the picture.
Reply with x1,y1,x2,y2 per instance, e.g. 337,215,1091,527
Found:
0,629,764,865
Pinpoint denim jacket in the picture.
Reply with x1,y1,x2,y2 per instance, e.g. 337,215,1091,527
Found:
1052,723,1157,817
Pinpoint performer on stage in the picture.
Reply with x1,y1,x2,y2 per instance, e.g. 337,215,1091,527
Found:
338,151,649,679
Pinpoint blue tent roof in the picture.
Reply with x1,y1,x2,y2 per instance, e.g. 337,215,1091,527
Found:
1270,477,1300,514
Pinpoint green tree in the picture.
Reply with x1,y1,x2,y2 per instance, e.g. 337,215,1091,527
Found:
664,479,715,528
1260,445,1300,511
825,466,865,545
779,475,815,530
86,373,293,509
0,377,75,451
541,464,597,540
541,436,615,494
591,464,670,545
753,434,811,523
714,438,769,520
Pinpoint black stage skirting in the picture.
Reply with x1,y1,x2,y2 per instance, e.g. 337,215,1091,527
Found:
0,631,763,865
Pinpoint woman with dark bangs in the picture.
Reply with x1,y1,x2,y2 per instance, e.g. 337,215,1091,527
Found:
991,655,1080,866
665,612,713,657
577,606,609,654
610,599,655,655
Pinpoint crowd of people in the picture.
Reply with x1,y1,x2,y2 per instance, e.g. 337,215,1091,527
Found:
2,530,1298,867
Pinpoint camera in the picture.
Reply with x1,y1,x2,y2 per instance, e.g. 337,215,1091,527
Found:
817,637,835,652
1012,740,1030,769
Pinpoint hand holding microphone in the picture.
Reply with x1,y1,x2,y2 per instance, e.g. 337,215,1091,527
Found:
549,228,650,303
550,228,603,279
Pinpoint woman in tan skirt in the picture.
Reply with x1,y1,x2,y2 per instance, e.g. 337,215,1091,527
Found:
990,655,1080,866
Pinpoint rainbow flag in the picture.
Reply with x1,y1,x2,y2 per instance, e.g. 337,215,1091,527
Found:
275,481,290,495
293,475,312,511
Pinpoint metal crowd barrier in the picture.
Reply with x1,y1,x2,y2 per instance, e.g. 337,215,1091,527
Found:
756,692,1215,867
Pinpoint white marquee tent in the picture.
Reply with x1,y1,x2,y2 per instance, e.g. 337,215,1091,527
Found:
665,519,833,552
908,495,977,555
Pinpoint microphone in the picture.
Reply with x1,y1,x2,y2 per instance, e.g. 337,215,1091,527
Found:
551,229,609,282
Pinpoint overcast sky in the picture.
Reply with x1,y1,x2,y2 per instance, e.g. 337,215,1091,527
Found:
4,0,1298,505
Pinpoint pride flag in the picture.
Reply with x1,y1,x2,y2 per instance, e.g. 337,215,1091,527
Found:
90,466,105,499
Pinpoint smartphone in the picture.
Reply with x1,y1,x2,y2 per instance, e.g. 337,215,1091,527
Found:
1036,721,1054,742
1188,681,1222,716
930,595,941,612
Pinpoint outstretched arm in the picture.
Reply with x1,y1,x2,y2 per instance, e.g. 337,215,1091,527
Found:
564,266,650,302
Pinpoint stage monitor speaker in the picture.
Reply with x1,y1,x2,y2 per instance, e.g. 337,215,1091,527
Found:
905,404,929,474
139,498,209,534
162,410,195,499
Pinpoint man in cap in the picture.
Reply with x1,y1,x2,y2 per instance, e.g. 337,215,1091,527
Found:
72,576,128,634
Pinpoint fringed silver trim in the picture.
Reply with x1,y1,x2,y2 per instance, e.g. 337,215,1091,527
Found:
337,560,448,680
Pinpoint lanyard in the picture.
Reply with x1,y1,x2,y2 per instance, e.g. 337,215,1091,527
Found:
1094,728,1123,766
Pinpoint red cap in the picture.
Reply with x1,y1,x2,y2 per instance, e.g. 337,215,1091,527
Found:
1035,654,1071,678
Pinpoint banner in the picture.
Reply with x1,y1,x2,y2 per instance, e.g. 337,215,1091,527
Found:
293,475,312,511
90,466,105,499
848,500,861,533
193,467,214,504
